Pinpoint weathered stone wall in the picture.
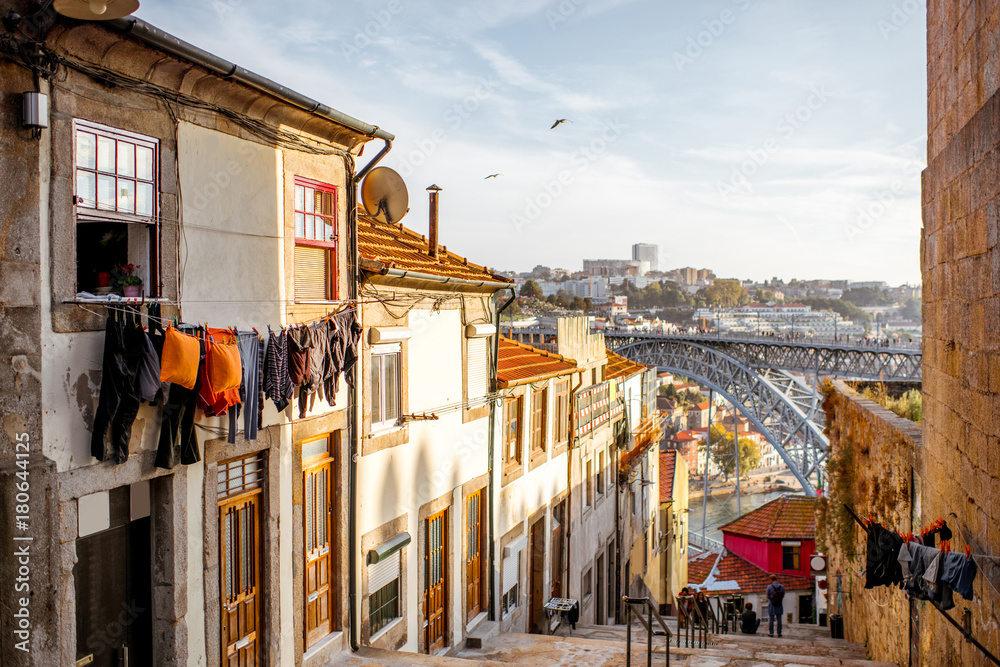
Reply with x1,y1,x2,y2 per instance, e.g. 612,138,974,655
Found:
820,381,921,666
921,1,1000,666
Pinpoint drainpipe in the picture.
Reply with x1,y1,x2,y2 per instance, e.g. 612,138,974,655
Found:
348,141,393,652
488,287,516,621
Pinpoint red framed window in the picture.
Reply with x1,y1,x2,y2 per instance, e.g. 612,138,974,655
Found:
293,177,338,301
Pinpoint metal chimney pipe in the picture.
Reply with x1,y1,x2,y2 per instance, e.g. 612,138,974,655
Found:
427,184,441,258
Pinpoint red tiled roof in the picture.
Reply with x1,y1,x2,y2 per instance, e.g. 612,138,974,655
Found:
604,349,647,381
687,550,718,584
358,211,513,284
688,549,813,595
719,495,817,541
660,450,677,502
497,337,576,388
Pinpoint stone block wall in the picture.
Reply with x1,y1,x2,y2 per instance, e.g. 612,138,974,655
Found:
820,381,921,666
922,1,1000,666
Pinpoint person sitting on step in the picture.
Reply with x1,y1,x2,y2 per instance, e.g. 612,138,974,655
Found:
740,602,761,634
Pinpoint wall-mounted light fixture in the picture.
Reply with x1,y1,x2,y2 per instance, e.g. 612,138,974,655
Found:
22,92,47,129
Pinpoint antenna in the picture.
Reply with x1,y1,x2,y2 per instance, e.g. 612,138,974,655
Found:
361,167,409,225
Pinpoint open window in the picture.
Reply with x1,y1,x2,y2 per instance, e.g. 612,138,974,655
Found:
294,177,338,301
73,119,159,296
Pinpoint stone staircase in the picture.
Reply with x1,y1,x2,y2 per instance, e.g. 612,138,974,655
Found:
328,620,898,667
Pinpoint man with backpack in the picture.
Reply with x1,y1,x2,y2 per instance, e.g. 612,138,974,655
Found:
766,574,785,637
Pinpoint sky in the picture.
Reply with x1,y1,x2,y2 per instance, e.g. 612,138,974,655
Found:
135,0,927,285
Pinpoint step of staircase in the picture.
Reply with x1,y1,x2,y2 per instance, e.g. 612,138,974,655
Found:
455,622,899,666
325,622,898,666
466,620,501,649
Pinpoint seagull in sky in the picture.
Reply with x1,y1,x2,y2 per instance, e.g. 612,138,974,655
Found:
484,173,502,179
550,119,572,129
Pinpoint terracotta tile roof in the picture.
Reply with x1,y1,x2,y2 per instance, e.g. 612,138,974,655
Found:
688,549,813,595
604,349,647,381
497,337,577,388
358,211,513,284
719,495,817,541
660,450,677,502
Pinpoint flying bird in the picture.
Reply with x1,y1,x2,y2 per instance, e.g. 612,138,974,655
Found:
550,119,572,129
484,173,502,179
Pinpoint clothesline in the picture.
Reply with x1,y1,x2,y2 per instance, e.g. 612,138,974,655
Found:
844,503,1000,667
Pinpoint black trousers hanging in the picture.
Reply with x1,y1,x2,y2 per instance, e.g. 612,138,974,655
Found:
91,308,144,464
154,340,204,470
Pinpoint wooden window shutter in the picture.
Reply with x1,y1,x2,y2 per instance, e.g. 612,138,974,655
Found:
295,245,328,300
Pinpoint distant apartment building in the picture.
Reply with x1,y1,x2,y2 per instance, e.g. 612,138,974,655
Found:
632,243,658,273
535,277,609,299
693,304,865,337
595,296,628,318
583,258,648,277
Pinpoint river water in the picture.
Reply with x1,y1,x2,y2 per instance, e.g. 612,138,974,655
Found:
687,489,789,543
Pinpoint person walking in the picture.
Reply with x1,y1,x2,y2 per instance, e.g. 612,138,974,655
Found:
766,574,785,638
740,602,761,634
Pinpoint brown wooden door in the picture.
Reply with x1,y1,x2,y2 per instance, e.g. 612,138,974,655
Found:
425,510,447,653
304,459,333,647
466,490,483,622
529,518,546,634
221,492,261,667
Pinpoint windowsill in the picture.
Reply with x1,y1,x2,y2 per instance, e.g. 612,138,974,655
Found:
362,423,409,456
582,593,592,607
73,294,163,304
369,617,403,644
295,299,341,305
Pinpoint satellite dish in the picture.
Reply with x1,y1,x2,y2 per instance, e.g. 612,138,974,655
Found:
54,0,140,20
361,167,409,224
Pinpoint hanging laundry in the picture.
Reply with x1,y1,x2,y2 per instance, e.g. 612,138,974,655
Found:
197,328,243,418
328,308,362,395
156,330,204,470
864,521,904,589
91,306,145,464
234,332,261,442
940,550,978,601
160,326,201,389
264,326,293,412
287,327,310,386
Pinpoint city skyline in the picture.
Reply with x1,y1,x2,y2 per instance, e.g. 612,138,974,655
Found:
134,0,926,286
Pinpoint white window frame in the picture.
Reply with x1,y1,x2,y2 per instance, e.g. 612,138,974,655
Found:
73,118,160,296
371,343,402,431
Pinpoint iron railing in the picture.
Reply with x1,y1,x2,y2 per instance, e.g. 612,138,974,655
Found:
624,596,672,667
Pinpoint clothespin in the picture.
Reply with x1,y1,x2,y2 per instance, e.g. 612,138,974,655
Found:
965,545,972,560
941,539,951,553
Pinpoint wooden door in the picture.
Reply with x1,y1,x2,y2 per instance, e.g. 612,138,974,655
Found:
425,510,447,653
304,458,333,647
220,493,261,667
74,517,153,667
596,553,605,625
529,518,546,634
466,490,483,623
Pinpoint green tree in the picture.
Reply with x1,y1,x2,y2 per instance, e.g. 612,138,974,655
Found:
707,423,762,480
703,279,747,307
583,298,594,313
571,296,586,311
520,280,543,299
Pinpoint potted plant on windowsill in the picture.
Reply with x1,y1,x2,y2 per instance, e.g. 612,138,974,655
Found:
114,263,143,298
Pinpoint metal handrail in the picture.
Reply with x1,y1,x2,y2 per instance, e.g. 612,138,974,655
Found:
624,596,671,667
675,594,709,649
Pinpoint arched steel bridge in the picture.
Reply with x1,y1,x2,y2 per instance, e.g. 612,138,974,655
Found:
503,328,922,494
604,331,922,383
